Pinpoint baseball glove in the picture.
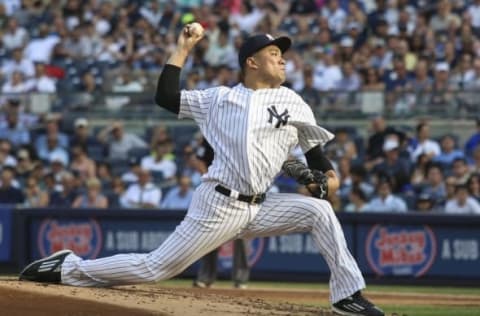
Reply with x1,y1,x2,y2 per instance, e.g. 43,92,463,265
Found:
306,169,329,200
282,159,329,199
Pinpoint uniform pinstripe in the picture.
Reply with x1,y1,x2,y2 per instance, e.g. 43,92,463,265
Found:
61,83,365,303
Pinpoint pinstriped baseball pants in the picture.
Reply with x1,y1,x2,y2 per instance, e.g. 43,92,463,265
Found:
61,181,365,303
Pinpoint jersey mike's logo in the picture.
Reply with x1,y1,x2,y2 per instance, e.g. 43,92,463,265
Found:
267,105,290,128
38,219,103,259
218,238,265,270
366,225,436,277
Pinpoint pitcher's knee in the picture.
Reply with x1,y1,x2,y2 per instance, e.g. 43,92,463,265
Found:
306,197,336,222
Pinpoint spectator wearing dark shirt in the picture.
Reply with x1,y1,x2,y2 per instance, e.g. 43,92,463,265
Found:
372,137,411,193
0,110,30,147
420,163,448,209
0,167,24,204
49,171,79,207
365,115,400,168
384,55,412,92
465,118,480,160
69,118,103,156
289,0,318,16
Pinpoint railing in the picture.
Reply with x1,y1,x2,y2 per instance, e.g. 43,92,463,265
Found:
3,89,480,121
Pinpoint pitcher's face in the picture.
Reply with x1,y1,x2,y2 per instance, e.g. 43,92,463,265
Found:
250,45,286,86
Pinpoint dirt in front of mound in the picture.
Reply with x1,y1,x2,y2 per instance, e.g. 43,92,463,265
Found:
0,279,479,316
0,280,325,316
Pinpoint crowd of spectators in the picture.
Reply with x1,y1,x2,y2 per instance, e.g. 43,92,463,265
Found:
2,0,480,114
0,97,200,210
1,0,480,213
0,94,479,214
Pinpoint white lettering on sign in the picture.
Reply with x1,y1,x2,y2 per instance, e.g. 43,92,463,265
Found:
141,232,170,251
269,234,311,254
441,239,451,259
453,239,478,261
105,231,115,250
116,231,139,251
279,235,303,254
268,237,277,252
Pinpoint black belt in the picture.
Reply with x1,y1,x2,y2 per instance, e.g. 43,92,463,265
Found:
215,185,266,204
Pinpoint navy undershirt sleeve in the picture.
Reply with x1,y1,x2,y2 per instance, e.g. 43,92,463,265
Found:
305,145,334,172
154,64,181,114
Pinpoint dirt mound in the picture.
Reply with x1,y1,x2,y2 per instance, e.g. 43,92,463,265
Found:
0,280,327,316
1,278,478,315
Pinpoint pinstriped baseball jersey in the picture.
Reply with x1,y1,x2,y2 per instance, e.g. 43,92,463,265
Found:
179,83,334,195
32,31,371,310
60,83,366,303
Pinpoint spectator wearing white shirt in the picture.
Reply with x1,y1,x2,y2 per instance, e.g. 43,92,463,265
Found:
112,72,144,93
345,186,369,213
38,134,69,165
23,24,60,64
1,48,35,80
467,0,480,30
120,168,162,209
25,62,56,93
1,0,20,16
229,1,265,33
61,25,93,60
97,121,148,160
160,175,194,210
450,53,475,89
364,176,408,213
204,29,237,69
313,53,342,91
35,114,69,155
1,71,30,93
141,138,177,180
1,17,28,51
139,1,163,28
445,184,480,215
429,0,461,33
321,0,347,35
409,122,441,163
94,2,114,36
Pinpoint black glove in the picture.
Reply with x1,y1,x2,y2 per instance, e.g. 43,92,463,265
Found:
282,159,329,199
282,159,314,185
307,169,329,199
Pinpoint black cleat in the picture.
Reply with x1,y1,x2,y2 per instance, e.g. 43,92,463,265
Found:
19,249,73,283
332,291,384,316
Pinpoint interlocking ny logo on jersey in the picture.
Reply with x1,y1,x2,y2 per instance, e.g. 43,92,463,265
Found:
267,106,290,128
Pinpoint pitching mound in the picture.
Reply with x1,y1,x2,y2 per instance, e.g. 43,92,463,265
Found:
1,279,479,315
0,279,326,316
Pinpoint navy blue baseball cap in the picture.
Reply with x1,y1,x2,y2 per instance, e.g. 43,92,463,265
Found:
238,34,292,67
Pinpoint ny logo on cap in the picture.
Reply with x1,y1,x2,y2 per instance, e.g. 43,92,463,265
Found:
267,105,289,128
266,34,274,40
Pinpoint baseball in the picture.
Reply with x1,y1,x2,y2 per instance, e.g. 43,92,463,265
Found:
187,22,204,37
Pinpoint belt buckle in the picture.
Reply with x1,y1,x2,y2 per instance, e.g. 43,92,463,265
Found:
250,194,262,204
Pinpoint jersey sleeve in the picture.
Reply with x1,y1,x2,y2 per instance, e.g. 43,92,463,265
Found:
179,87,218,126
293,98,334,153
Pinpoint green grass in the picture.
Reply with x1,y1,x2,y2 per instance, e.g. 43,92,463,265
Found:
381,305,480,316
161,278,480,296
160,278,480,316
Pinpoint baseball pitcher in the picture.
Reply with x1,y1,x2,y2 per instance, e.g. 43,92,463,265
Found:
20,23,384,316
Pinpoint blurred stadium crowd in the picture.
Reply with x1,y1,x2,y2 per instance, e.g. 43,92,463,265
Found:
0,0,480,213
